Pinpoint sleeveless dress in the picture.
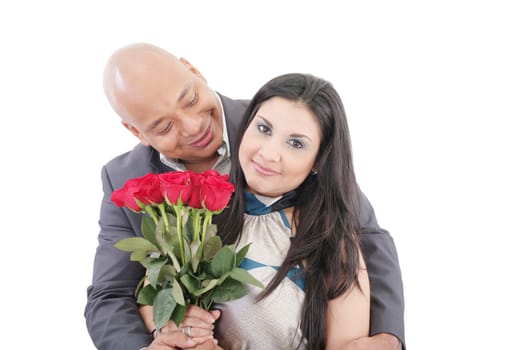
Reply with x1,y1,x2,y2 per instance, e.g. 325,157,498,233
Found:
215,192,306,350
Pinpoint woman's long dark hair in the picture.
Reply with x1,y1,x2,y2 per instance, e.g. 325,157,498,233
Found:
216,73,362,350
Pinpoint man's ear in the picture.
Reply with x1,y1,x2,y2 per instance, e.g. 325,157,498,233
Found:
180,57,207,82
122,121,150,146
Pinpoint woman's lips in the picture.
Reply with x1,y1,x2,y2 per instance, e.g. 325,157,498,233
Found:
252,160,280,176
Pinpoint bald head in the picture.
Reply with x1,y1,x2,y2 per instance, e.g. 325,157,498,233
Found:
103,43,204,122
100,43,223,170
103,43,174,100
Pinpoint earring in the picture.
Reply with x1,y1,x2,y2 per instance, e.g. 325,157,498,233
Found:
311,168,318,175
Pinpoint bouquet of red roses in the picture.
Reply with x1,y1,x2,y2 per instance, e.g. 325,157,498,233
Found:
111,169,263,330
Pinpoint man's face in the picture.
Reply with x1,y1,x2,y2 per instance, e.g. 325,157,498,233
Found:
117,58,223,167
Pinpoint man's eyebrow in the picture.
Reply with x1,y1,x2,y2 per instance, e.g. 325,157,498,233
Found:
178,84,192,103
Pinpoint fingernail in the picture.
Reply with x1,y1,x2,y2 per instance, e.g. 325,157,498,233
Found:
211,309,221,320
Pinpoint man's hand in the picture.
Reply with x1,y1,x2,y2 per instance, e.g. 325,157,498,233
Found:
187,339,222,350
158,306,220,344
144,331,196,350
144,334,219,350
347,333,401,350
144,306,221,350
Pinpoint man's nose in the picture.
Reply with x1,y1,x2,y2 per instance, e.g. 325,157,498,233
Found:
178,114,202,137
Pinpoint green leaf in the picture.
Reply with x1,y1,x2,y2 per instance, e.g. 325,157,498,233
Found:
190,240,201,273
171,279,186,305
147,259,168,287
183,238,192,265
130,249,149,262
141,215,157,246
114,237,158,252
210,246,236,277
137,284,157,305
203,236,222,261
210,278,248,303
180,274,199,294
155,224,168,255
157,240,177,267
194,278,218,296
158,264,177,283
217,270,232,285
230,267,264,288
204,223,217,240
153,288,177,329
153,222,181,273
134,275,147,297
166,248,181,273
166,212,179,245
201,261,213,276
171,304,187,327
198,292,214,311
170,236,183,262
181,210,193,242
235,243,251,267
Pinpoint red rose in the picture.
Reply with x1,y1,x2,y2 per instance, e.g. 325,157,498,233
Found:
134,173,163,205
200,173,235,212
200,169,220,178
187,172,205,209
111,177,143,211
159,171,192,205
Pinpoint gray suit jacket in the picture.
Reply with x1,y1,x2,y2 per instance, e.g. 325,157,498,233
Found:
85,94,405,349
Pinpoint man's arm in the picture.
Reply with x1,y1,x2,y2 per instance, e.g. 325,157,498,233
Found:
347,333,401,350
357,187,405,349
85,165,152,350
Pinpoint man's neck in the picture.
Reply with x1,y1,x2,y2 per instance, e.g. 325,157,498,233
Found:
183,154,219,173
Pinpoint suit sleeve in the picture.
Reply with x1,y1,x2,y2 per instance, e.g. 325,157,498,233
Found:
357,186,406,349
84,166,151,350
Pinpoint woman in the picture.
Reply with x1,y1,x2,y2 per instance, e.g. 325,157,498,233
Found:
142,73,369,350
214,73,369,349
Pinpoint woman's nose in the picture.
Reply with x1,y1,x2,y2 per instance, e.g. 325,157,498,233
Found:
258,141,281,162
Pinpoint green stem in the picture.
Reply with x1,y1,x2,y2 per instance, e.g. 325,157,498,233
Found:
201,211,212,242
174,205,185,264
158,203,169,231
192,209,201,242
197,211,213,259
144,205,159,226
158,203,171,248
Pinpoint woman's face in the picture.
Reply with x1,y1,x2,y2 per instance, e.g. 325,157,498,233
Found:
239,97,321,198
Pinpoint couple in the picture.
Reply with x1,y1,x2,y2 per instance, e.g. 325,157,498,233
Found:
85,43,405,350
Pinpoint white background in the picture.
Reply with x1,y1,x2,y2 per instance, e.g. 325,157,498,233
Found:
1,1,523,349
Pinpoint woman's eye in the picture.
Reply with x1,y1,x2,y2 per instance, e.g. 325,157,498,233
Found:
257,124,271,135
288,139,304,149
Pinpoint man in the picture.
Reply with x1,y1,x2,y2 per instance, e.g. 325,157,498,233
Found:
85,43,405,350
